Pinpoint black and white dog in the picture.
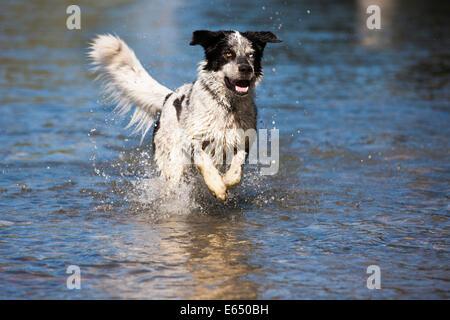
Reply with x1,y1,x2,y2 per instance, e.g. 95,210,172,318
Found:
89,30,281,200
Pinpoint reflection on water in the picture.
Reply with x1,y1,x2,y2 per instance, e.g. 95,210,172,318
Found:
0,0,449,299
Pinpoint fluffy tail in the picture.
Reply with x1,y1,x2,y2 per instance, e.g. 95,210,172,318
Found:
88,34,172,143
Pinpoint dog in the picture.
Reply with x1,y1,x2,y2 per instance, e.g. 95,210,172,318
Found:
88,30,281,201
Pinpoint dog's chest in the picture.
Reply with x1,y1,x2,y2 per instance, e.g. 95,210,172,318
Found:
181,82,257,161
185,104,254,164
193,109,244,149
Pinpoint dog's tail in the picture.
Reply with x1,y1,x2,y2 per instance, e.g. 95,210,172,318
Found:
88,34,172,143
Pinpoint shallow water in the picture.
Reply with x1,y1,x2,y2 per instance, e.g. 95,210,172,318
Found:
0,0,449,299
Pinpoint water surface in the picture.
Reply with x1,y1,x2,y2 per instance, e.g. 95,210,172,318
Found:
0,0,449,299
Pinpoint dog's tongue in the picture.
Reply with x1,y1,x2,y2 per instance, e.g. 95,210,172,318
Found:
235,85,249,93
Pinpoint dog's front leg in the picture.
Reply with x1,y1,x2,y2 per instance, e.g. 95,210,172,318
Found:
193,148,227,201
223,150,246,188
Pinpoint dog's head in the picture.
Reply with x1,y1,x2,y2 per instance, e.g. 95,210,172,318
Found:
190,30,282,97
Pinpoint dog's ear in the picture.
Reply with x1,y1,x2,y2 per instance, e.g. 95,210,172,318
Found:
243,31,282,50
190,30,225,49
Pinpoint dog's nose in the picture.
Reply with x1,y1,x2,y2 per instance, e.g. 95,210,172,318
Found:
238,64,253,74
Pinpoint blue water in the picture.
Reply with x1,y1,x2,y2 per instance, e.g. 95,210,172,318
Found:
0,0,449,299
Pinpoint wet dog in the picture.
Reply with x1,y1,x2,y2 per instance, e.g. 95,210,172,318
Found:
88,30,281,200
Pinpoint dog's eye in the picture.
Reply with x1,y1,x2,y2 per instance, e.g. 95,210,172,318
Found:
247,53,254,58
225,51,233,57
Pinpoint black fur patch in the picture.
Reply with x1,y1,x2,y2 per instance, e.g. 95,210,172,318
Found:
191,30,280,76
163,92,173,105
190,30,233,72
242,31,282,78
152,115,160,151
200,80,218,101
202,140,211,150
200,79,232,112
173,95,185,121
186,81,195,107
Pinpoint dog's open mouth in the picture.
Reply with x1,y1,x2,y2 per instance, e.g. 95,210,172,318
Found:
224,77,250,96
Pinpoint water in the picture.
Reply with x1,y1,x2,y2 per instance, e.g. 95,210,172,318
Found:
0,0,449,299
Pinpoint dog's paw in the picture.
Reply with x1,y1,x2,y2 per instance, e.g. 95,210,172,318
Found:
204,173,227,201
215,190,227,201
211,181,227,201
223,168,242,188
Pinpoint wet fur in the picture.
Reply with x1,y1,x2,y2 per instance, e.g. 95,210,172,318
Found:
88,30,281,200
